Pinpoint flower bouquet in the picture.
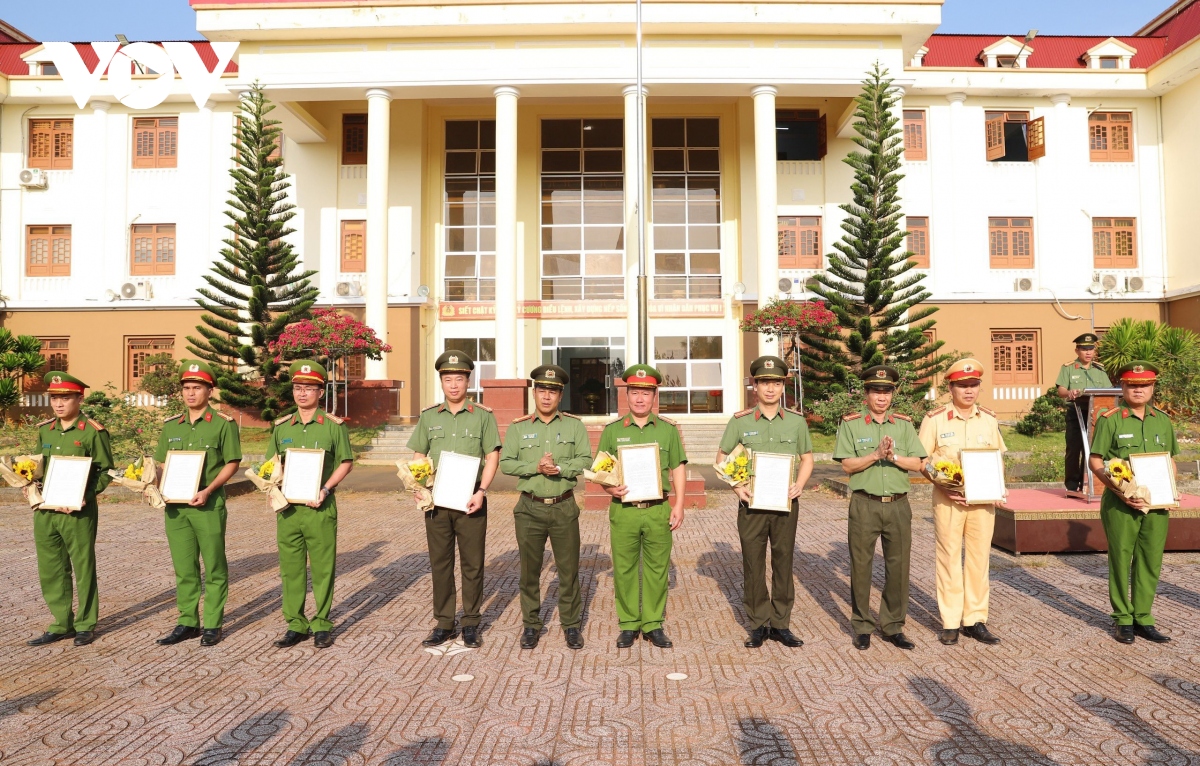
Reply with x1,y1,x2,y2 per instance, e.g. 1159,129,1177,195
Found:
245,458,288,512
1106,458,1152,511
583,451,621,488
397,456,435,512
924,447,965,492
107,456,166,510
0,454,45,509
714,444,752,488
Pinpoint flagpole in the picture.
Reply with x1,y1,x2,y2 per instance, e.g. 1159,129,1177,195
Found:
635,0,649,364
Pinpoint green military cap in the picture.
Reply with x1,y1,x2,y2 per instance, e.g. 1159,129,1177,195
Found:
1074,332,1100,349
44,371,87,395
1114,360,1159,384
861,365,900,390
531,364,568,388
289,359,327,385
622,364,662,389
749,355,788,380
179,359,217,386
435,350,475,374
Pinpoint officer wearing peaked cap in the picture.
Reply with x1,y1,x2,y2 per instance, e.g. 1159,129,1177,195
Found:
27,372,114,648
267,360,354,650
153,360,241,648
1057,333,1112,493
407,350,500,650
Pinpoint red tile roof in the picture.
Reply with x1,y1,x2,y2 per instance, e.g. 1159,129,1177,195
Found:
0,41,237,77
921,34,1167,69
1139,0,1200,56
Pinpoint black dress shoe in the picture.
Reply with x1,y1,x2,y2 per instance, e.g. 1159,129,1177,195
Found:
27,631,74,646
769,628,803,648
616,630,640,648
882,632,915,650
461,626,482,648
939,629,959,645
273,630,312,648
962,623,1000,645
564,627,584,650
1134,624,1171,643
156,625,201,645
73,631,96,646
200,629,222,647
853,633,871,650
421,627,458,647
744,626,768,648
313,631,333,649
1115,625,1135,644
520,627,540,649
643,628,673,648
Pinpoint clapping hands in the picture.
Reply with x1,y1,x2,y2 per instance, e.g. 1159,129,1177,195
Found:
874,435,896,462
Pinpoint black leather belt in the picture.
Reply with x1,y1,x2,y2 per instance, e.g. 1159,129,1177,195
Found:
854,490,908,504
521,490,574,505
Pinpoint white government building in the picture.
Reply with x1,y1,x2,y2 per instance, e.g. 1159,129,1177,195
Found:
1,0,1199,424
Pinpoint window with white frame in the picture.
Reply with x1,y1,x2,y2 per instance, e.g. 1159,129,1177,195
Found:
654,335,723,414
443,338,496,402
651,118,721,300
444,120,496,302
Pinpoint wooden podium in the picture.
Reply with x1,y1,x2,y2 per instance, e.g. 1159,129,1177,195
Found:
1065,387,1122,503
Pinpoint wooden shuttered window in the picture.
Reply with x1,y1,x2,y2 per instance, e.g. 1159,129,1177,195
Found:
26,225,71,277
133,117,178,168
342,114,367,165
1089,112,1133,162
130,224,177,275
1026,117,1046,160
991,331,1039,385
777,216,821,269
24,338,70,393
29,119,73,170
817,113,827,160
903,111,927,161
985,115,1006,161
906,216,930,267
985,111,1039,162
126,337,175,391
341,220,366,273
1093,218,1137,268
989,218,1034,269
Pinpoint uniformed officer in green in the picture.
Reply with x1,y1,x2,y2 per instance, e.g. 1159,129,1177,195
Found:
595,364,687,649
27,372,113,647
499,364,593,650
408,351,501,650
716,356,814,649
267,360,354,649
1089,360,1178,645
1057,333,1112,492
833,366,927,651
153,360,242,647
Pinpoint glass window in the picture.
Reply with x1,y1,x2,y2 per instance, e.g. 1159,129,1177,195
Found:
444,121,496,302
652,118,721,299
654,335,723,414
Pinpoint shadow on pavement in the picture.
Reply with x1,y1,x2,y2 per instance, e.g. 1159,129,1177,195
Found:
190,709,292,766
1074,692,1200,762
735,717,799,765
286,722,369,766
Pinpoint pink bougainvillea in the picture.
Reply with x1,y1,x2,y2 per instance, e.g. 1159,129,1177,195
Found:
739,299,836,336
269,309,392,361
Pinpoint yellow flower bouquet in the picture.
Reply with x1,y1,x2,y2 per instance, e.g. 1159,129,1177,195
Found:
0,454,45,509
583,451,621,488
713,444,752,488
396,456,436,512
107,456,166,510
245,458,288,512
1106,458,1151,511
924,447,965,491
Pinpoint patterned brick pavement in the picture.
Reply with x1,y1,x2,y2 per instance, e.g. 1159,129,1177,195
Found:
3,490,1200,765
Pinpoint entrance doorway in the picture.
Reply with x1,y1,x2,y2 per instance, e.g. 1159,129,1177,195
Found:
542,336,625,416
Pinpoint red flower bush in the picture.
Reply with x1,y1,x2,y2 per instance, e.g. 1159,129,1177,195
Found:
740,299,836,336
269,309,392,361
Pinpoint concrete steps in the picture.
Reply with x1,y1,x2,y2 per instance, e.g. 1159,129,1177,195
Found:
357,423,417,465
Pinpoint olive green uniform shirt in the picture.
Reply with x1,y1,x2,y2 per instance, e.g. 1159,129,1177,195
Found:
266,409,353,511
596,413,688,497
718,406,814,459
1090,404,1179,463
1055,362,1112,392
833,409,926,495
38,416,114,508
499,411,592,496
406,399,501,483
154,406,242,511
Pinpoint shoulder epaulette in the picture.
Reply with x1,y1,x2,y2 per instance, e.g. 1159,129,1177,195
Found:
1101,407,1120,418
658,415,679,426
85,418,106,431
274,414,293,425
215,411,235,421
892,413,912,422
325,413,345,425
978,405,996,417
561,412,582,420
604,415,623,427
928,405,947,418
36,417,55,428
735,408,754,418
421,403,439,412
474,402,493,412
164,413,183,423
511,414,534,424
842,412,862,422
1094,362,1106,369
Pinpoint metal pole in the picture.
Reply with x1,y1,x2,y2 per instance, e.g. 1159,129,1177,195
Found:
635,0,649,364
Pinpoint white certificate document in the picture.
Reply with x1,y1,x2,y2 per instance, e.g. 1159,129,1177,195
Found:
159,451,206,504
281,449,325,505
750,452,794,512
618,444,663,503
432,451,482,512
1129,452,1180,509
41,456,93,511
961,449,1007,505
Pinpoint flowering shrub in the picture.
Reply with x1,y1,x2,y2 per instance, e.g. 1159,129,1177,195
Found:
268,309,392,363
740,299,837,336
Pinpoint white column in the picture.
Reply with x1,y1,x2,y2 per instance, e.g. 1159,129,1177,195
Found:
493,86,520,379
89,101,110,295
943,92,967,292
365,88,392,380
752,85,779,356
623,85,647,363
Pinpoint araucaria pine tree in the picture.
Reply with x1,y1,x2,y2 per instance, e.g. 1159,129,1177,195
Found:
803,63,950,401
188,84,319,421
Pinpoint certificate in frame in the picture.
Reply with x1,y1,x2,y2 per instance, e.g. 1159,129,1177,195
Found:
750,452,795,513
617,443,663,503
281,449,326,505
159,451,206,504
1128,452,1180,510
431,451,482,511
960,449,1007,505
41,455,93,511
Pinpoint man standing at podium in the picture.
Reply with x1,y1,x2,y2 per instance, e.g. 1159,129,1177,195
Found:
1056,333,1112,492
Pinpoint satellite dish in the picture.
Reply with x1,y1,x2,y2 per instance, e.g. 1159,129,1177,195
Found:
120,282,139,299
105,289,120,302
732,282,747,296
417,284,431,297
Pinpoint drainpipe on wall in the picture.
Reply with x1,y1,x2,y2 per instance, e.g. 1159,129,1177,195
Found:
1156,95,1170,324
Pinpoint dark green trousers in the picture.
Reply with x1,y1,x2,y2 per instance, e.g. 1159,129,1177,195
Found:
737,502,799,630
425,502,488,629
277,503,338,633
513,494,581,629
848,492,911,636
1101,492,1169,626
34,505,99,634
164,503,228,629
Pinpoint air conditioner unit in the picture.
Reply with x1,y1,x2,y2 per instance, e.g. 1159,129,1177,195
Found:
336,281,364,297
1100,273,1120,292
1125,276,1145,292
1013,277,1034,292
18,168,47,188
803,276,821,292
778,277,794,296
119,281,152,300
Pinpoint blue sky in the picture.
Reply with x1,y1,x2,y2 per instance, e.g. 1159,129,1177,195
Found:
0,0,1171,41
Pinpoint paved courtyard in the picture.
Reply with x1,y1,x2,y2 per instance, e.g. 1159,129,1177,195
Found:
3,489,1200,765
